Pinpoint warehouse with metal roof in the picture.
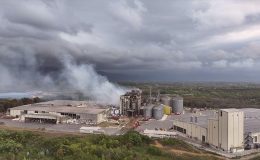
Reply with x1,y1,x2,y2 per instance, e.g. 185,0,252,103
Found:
9,100,109,124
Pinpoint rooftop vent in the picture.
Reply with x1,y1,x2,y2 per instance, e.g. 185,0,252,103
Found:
190,116,193,122
195,117,198,123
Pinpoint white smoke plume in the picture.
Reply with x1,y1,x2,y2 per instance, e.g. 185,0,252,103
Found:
0,53,128,105
63,61,127,105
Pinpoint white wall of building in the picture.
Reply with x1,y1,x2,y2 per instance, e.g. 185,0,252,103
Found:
10,109,22,117
218,110,244,152
173,120,207,143
218,110,228,150
173,109,244,152
208,118,219,147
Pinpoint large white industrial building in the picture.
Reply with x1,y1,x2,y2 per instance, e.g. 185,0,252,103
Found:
9,100,109,124
172,108,260,153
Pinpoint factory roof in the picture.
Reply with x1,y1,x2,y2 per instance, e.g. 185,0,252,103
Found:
220,108,241,113
172,97,183,100
10,100,108,114
172,110,217,128
241,108,260,134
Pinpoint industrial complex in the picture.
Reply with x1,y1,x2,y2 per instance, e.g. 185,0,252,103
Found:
120,90,142,116
170,107,260,153
172,108,244,152
6,89,260,155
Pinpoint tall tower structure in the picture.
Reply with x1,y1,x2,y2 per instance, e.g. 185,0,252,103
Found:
120,90,142,116
218,109,244,152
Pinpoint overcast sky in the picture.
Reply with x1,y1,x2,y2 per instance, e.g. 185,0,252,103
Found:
1,0,260,84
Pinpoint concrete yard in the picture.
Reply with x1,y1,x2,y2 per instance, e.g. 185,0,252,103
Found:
136,114,177,132
0,118,122,135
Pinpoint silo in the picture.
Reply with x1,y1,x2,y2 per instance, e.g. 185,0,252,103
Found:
163,105,171,115
143,105,153,119
172,97,183,114
152,105,164,120
161,96,171,107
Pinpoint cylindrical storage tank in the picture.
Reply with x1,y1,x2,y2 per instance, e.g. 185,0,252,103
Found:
172,97,183,114
143,105,153,119
161,96,172,107
152,105,164,120
163,105,171,115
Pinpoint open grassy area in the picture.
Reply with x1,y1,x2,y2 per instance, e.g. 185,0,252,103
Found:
0,129,223,160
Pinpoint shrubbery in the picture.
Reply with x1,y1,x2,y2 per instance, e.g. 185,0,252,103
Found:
159,138,198,153
146,146,162,156
0,130,154,160
0,130,218,160
0,97,41,113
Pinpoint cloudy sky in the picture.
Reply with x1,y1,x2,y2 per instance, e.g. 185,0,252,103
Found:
1,0,260,86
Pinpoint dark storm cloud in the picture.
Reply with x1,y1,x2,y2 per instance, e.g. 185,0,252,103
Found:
1,0,260,89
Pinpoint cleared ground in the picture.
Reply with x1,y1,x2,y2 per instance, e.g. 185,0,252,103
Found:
0,118,121,135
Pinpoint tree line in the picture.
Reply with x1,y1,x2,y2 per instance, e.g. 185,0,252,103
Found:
0,97,41,113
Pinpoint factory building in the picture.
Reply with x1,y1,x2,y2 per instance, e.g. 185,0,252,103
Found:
243,108,260,149
120,90,142,116
9,100,109,124
217,109,244,152
173,108,245,153
173,111,209,143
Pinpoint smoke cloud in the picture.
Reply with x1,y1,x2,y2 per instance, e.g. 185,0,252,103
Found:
0,44,127,105
63,59,126,104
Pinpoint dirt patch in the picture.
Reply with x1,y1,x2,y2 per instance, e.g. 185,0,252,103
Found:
0,125,83,138
153,140,226,160
239,152,260,160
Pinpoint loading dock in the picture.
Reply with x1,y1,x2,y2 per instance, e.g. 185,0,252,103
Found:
22,114,59,124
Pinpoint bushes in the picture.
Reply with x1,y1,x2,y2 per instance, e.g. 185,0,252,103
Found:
0,97,41,113
0,139,22,154
0,130,208,160
122,131,143,146
0,130,153,159
159,138,198,152
146,146,162,156
120,131,152,146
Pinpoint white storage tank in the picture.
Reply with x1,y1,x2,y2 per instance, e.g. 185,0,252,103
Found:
143,105,154,119
152,105,164,120
161,96,171,107
172,97,183,114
